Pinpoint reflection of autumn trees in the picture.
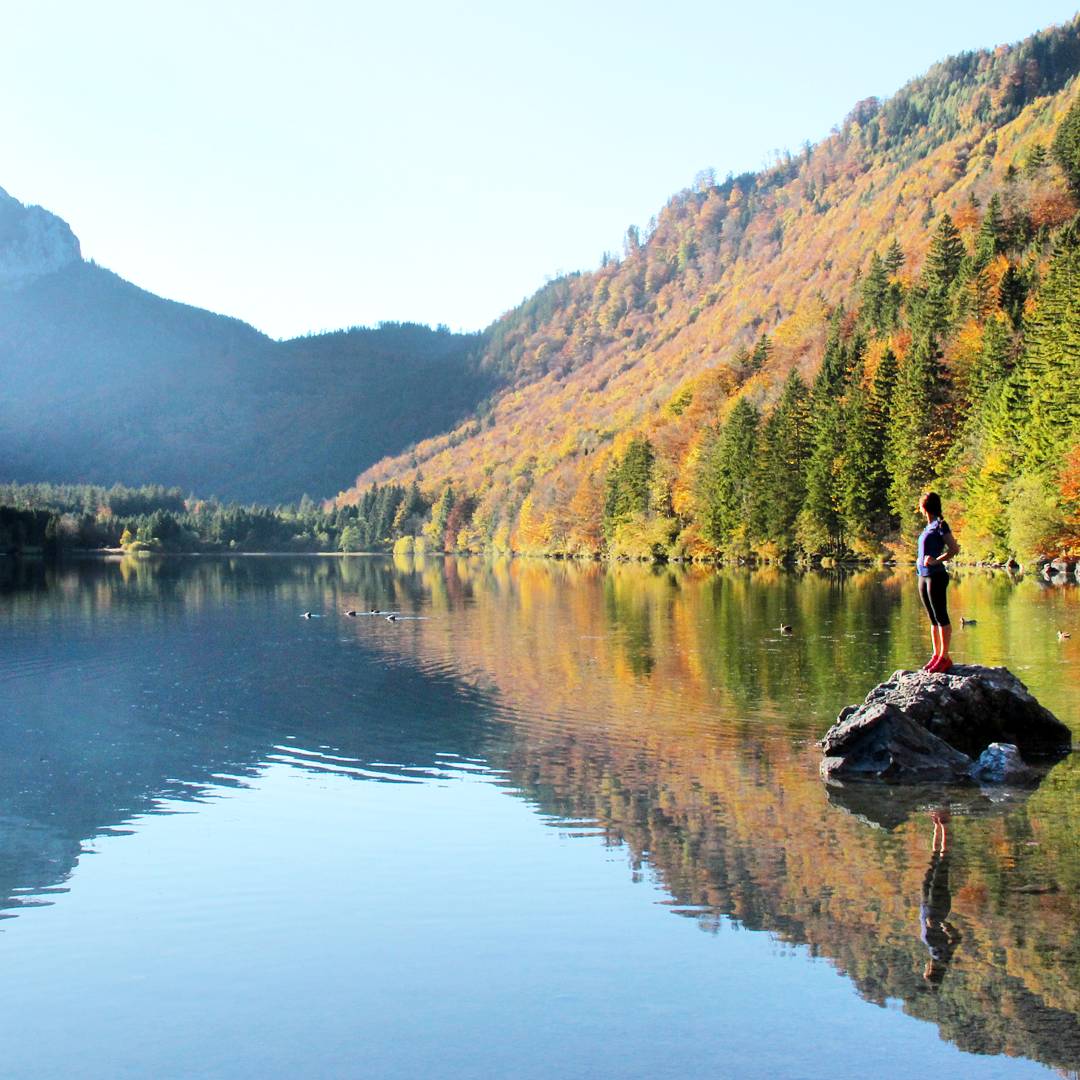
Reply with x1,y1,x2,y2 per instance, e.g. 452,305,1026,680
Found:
359,557,1080,1072
8,556,1078,1068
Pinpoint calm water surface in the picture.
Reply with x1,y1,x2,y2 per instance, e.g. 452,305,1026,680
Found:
1,555,1078,1079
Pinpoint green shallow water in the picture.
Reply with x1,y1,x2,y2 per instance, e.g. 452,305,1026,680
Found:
0,554,1077,1079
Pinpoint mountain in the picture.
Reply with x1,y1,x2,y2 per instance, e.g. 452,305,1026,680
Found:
0,188,493,503
339,17,1080,562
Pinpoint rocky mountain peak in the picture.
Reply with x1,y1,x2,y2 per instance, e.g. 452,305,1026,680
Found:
0,186,81,287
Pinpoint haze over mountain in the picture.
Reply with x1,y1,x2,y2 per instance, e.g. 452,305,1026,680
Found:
0,185,493,504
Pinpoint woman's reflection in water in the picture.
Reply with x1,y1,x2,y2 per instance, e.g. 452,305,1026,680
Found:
921,809,963,987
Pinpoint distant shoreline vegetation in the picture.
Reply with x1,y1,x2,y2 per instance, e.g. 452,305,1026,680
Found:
0,481,429,557
0,480,1066,576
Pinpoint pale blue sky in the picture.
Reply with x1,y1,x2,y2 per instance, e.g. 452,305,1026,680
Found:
1,2,1076,339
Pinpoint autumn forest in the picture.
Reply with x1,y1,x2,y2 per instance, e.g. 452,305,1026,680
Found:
341,19,1080,565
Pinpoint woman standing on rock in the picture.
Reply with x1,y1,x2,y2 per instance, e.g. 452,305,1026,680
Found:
917,491,960,672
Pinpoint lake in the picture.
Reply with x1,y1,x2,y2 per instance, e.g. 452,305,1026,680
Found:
1,554,1077,1079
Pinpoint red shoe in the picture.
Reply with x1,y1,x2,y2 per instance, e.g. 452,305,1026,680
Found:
922,656,940,671
934,657,953,674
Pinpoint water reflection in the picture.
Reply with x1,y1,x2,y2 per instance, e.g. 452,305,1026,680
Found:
1,554,1078,1073
920,810,962,987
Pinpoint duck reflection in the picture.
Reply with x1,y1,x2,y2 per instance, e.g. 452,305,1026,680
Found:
921,810,962,987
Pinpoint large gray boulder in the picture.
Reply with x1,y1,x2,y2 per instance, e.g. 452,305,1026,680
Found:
820,665,1072,783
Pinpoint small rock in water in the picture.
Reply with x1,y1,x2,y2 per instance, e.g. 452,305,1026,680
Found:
969,742,1040,785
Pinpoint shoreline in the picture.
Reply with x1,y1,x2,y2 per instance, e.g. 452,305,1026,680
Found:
7,548,1076,583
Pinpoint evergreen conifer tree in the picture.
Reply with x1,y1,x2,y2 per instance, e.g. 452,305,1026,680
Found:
603,437,654,540
921,213,966,335
886,333,948,535
756,369,810,551
1020,226,1080,472
700,401,759,552
974,194,1006,269
884,237,905,277
859,252,889,333
1051,95,1080,196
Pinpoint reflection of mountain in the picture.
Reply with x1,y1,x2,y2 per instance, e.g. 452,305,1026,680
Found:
3,556,1079,1072
0,556,505,919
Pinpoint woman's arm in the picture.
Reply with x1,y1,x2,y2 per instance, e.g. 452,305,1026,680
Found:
924,530,960,567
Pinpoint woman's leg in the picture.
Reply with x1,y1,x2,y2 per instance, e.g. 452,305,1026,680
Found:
933,577,952,660
919,579,941,660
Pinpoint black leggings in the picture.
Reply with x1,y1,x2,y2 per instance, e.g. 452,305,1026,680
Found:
919,574,950,627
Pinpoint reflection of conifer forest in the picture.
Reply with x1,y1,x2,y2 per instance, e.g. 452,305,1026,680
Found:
4,556,1077,1071
341,556,1080,1072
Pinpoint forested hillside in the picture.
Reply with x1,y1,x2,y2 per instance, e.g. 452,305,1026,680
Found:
0,231,492,503
341,17,1080,563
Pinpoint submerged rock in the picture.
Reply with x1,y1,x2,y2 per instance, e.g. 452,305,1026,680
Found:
969,741,1041,785
820,665,1071,784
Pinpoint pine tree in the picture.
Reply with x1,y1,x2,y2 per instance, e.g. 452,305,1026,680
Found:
699,400,759,552
1051,94,1080,197
921,213,966,335
816,308,851,390
801,320,858,551
802,399,846,552
1020,226,1080,472
973,194,1006,269
884,237,905,277
998,263,1029,329
837,347,895,547
859,252,889,333
886,334,948,535
756,369,810,552
967,310,1012,402
750,333,771,371
924,214,966,285
619,437,654,516
603,437,654,540
838,367,876,547
1024,144,1048,176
